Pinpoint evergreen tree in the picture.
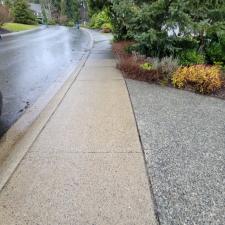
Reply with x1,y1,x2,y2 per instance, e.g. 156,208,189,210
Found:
66,0,79,20
109,0,225,60
13,0,37,24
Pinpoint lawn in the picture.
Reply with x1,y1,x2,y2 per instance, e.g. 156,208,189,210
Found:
2,23,38,32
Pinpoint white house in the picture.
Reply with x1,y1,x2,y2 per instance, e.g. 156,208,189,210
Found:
29,3,50,22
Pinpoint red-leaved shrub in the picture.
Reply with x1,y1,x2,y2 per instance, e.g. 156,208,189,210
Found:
112,41,160,82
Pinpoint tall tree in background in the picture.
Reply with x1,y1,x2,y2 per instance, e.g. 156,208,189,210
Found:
66,0,79,21
40,0,53,19
87,0,111,16
41,0,80,22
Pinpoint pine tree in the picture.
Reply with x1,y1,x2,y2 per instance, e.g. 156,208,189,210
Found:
13,0,37,24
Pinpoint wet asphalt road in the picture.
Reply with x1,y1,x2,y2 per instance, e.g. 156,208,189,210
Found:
0,26,90,136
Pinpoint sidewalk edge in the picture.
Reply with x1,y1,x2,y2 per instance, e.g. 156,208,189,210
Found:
112,50,160,225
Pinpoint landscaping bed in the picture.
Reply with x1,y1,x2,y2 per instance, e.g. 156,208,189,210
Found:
113,41,225,100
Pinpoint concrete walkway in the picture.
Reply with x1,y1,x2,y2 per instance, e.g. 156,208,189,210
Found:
0,31,157,225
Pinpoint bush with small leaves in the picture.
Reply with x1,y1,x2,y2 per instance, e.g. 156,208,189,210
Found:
13,0,37,25
90,9,110,29
172,65,223,94
147,56,179,80
179,50,205,66
140,62,152,71
101,22,112,33
159,56,179,79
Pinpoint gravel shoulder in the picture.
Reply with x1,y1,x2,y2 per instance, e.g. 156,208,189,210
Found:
126,79,225,225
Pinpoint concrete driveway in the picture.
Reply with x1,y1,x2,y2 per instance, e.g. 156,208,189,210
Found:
0,26,90,136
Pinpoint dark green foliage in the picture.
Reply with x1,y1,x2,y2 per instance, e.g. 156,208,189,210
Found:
65,20,74,26
89,8,110,29
205,34,225,65
87,0,111,16
105,0,225,64
135,30,177,58
41,3,47,24
47,18,57,25
109,0,141,40
42,0,80,24
101,22,112,32
179,50,205,66
65,0,79,21
13,0,37,25
88,0,225,65
124,44,137,54
3,0,14,8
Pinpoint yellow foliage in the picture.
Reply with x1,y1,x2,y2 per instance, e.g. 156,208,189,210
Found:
172,65,223,94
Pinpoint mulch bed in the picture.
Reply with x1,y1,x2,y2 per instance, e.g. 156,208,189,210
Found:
112,41,225,101
0,28,10,35
112,41,162,82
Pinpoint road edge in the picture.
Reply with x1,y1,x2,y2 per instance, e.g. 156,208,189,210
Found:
0,28,94,191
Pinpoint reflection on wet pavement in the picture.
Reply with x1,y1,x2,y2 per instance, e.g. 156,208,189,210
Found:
0,26,90,136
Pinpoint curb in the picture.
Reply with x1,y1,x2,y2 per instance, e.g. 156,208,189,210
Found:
81,28,94,49
0,29,94,191
1,25,46,40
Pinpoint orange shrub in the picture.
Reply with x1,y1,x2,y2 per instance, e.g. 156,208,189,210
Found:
172,65,223,94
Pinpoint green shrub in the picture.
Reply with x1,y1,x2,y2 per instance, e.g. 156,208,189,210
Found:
157,56,179,79
179,50,205,66
90,9,110,29
37,17,43,24
174,37,199,52
47,19,56,25
65,20,74,27
214,61,225,70
124,44,137,54
206,38,225,66
135,30,176,58
101,22,112,33
110,0,139,40
146,56,179,80
172,65,223,94
13,0,37,25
